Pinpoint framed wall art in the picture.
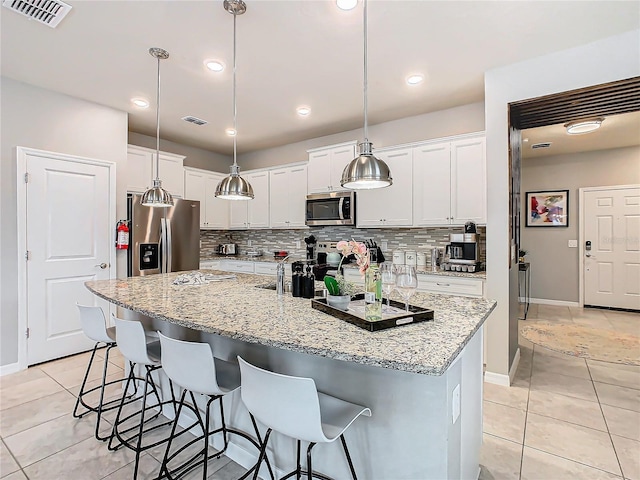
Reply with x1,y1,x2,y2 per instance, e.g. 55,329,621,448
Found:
526,190,569,227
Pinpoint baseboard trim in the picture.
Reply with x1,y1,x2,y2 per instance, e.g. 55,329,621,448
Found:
509,348,521,384
520,297,580,307
0,362,22,376
483,371,510,386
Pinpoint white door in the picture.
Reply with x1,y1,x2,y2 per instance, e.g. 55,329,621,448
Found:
23,150,114,365
584,186,640,310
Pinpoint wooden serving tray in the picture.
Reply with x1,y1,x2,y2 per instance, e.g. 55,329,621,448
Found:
311,293,434,332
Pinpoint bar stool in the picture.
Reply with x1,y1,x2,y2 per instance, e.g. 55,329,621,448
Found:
237,356,372,480
156,333,274,480
73,304,135,441
108,316,181,480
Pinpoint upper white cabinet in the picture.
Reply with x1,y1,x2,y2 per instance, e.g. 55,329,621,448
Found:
184,167,229,229
269,164,308,228
307,142,356,193
356,148,413,227
229,171,270,229
413,135,486,226
126,145,185,198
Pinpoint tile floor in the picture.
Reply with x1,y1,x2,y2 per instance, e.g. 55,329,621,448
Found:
0,305,638,479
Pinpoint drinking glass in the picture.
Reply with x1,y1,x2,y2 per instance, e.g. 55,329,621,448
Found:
395,265,418,311
379,262,397,311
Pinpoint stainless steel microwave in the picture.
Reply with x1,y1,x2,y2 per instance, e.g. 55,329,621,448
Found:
305,191,356,226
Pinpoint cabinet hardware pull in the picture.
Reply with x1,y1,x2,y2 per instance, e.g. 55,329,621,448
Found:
436,283,450,287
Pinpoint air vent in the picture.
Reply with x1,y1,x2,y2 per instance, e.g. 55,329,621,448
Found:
2,0,72,28
531,142,552,149
182,116,208,126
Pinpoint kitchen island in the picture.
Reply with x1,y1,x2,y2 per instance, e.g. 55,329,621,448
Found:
86,270,496,480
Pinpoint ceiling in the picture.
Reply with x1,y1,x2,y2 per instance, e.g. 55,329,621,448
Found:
1,1,639,155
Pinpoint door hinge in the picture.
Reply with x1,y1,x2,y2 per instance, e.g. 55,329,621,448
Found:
24,172,29,183
25,328,30,339
25,251,30,260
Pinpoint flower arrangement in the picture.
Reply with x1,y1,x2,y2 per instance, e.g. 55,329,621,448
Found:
324,239,370,297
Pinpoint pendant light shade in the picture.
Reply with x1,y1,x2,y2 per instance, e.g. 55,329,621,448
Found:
141,47,174,207
341,0,392,190
215,0,254,200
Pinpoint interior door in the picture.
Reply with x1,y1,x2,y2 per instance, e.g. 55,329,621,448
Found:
584,186,640,310
25,151,113,365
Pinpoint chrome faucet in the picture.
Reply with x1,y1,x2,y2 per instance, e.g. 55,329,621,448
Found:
276,255,290,296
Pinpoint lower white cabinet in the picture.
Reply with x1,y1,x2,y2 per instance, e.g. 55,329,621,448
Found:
221,260,255,274
202,259,277,277
184,168,229,229
254,262,278,276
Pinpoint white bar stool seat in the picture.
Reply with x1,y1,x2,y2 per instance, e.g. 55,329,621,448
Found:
238,356,371,480
156,333,274,480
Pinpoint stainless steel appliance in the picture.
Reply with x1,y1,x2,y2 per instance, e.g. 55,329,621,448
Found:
127,194,200,276
217,243,238,255
305,191,356,226
446,233,480,265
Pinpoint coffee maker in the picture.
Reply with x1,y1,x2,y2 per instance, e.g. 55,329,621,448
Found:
304,235,317,261
446,222,479,266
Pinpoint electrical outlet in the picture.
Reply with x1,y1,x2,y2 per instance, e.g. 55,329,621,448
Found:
247,239,252,247
381,241,388,251
568,239,578,248
452,384,461,424
296,240,301,249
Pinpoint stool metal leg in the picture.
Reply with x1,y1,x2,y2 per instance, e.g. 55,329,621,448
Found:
296,440,302,480
94,343,115,441
306,443,316,480
158,388,188,480
252,428,272,480
72,342,101,418
340,435,357,480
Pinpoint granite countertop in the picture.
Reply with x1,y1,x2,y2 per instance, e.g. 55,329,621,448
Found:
202,256,487,279
86,270,495,376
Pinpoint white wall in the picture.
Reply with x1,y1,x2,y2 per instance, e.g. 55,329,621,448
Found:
521,146,640,303
239,102,485,170
484,29,640,379
0,77,129,367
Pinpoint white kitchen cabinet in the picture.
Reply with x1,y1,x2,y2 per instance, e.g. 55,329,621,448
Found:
417,274,484,298
221,260,255,274
413,135,486,226
269,164,308,228
127,145,185,198
184,167,229,229
254,262,278,276
356,148,413,227
229,171,270,229
307,142,356,193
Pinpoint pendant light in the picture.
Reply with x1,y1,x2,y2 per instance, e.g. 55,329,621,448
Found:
141,48,174,207
215,0,254,200
341,0,392,190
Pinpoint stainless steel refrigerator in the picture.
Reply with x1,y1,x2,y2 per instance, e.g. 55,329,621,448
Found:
127,194,200,276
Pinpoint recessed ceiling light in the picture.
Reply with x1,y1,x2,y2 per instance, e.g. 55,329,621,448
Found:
565,118,604,135
131,98,149,108
336,0,357,10
406,74,424,86
296,106,311,116
205,60,225,72
226,128,236,136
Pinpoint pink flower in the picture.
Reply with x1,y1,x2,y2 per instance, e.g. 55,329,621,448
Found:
336,240,349,254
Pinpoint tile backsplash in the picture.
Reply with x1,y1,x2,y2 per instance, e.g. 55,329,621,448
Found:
201,226,486,267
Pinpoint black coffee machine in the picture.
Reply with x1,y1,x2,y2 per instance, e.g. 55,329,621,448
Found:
446,222,479,265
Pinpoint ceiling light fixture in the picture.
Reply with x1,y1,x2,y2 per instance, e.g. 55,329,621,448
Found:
131,98,149,108
565,118,604,135
406,74,424,85
215,0,254,201
205,60,225,72
296,106,311,116
225,128,237,136
336,0,358,11
140,48,174,207
341,0,392,190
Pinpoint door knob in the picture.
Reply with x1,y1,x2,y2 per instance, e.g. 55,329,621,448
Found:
95,263,108,269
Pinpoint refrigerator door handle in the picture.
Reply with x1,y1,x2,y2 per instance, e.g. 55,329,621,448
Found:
160,217,167,273
165,218,173,273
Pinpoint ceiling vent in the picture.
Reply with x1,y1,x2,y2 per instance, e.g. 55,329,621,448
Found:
531,142,552,150
182,116,208,126
2,0,72,28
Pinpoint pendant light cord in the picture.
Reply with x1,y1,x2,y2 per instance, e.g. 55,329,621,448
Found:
232,10,238,168
155,54,161,180
363,0,368,143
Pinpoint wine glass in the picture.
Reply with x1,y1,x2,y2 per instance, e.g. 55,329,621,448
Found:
379,262,397,311
395,265,418,311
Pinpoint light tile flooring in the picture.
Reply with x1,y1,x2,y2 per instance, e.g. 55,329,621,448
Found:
0,305,638,479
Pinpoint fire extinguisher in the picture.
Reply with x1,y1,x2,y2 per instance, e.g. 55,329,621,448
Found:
115,220,129,250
